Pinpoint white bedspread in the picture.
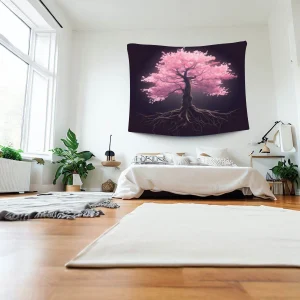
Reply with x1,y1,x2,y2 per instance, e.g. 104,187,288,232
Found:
113,165,275,200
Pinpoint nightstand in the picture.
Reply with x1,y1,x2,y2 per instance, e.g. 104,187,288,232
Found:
250,155,285,195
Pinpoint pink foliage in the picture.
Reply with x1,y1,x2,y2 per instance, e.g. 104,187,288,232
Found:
142,49,237,102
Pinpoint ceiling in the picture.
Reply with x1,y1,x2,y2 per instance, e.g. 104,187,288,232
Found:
55,0,275,31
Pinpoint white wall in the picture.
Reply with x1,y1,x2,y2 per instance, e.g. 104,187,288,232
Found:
268,0,300,166
71,26,277,190
291,0,300,137
291,0,300,64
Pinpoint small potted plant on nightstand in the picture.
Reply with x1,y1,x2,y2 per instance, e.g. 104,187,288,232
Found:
52,129,95,191
270,159,298,195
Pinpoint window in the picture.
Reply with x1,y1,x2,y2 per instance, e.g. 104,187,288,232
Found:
0,0,57,155
0,1,30,54
0,45,28,148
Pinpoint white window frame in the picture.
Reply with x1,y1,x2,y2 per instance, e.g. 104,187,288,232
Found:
0,0,57,159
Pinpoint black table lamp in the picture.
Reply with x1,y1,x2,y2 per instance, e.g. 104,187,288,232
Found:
258,121,291,154
105,135,115,161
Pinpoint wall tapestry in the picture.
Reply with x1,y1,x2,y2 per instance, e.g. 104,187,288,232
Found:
127,41,249,136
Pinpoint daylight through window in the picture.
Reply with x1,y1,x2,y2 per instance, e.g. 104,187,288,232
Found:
0,0,57,154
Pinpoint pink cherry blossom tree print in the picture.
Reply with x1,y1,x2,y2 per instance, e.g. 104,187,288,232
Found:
141,49,237,133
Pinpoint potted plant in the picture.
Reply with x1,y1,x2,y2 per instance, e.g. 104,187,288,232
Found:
0,146,23,161
52,129,95,191
0,146,42,193
0,146,29,193
270,159,299,195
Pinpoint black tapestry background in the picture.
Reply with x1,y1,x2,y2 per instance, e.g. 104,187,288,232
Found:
127,41,249,136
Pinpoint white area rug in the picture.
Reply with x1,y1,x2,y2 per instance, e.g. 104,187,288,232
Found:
66,203,300,268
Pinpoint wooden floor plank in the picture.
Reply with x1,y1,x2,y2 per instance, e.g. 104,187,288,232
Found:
241,282,300,299
0,194,300,299
51,285,252,300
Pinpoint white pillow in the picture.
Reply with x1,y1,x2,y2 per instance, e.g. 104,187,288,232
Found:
163,152,176,164
184,156,198,164
196,147,228,158
163,152,187,164
182,156,204,166
197,156,237,167
172,155,190,165
133,154,168,164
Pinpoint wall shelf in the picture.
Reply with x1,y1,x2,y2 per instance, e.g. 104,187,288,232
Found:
101,161,121,167
250,155,285,167
251,155,285,159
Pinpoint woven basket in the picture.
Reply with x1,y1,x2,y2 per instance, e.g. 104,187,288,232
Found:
102,179,115,192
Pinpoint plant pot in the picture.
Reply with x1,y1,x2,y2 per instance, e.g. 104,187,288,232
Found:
281,179,295,195
66,185,81,192
287,180,295,196
0,158,31,193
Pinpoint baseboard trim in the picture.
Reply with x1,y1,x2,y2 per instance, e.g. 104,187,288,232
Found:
83,188,102,192
30,184,64,193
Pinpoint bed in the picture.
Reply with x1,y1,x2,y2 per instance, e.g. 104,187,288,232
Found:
113,165,276,200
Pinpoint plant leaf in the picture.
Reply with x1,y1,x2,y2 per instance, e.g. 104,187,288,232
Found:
32,158,45,165
86,163,95,171
53,165,64,185
67,129,76,141
61,138,74,150
0,146,22,161
66,129,79,150
78,151,94,161
67,175,73,185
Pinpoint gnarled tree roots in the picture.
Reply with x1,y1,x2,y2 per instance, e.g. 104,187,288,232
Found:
142,105,236,134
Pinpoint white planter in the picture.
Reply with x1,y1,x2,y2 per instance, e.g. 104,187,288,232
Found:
0,158,32,193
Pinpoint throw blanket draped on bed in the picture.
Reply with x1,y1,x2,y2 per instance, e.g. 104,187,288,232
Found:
113,165,276,200
0,193,120,221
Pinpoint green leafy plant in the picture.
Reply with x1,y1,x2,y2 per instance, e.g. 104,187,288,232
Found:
270,159,299,185
52,129,95,185
0,145,44,165
0,145,23,161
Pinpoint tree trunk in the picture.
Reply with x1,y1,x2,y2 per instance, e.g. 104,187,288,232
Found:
182,77,193,109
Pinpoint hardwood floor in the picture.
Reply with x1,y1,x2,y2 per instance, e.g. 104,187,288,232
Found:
1,194,300,300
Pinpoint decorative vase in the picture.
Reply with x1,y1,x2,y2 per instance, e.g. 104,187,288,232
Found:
65,174,82,192
66,185,81,192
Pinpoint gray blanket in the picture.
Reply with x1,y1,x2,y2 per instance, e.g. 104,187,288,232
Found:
0,192,120,221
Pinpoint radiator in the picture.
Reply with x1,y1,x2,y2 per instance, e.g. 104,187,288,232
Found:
0,159,32,193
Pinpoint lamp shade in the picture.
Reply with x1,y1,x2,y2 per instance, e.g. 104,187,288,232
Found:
105,150,115,156
279,124,296,152
72,174,82,186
